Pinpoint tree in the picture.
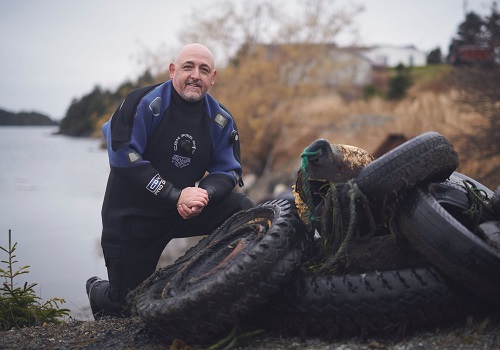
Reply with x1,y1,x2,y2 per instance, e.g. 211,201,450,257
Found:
485,2,500,55
386,64,413,100
447,3,500,64
444,3,500,187
58,69,159,137
179,0,362,64
1,230,69,330
449,65,500,186
58,85,109,137
457,12,487,45
427,47,442,65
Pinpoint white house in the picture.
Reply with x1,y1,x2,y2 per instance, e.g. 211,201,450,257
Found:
262,44,374,87
361,45,427,67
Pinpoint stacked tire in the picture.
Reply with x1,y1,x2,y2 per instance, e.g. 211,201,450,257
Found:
128,131,500,344
396,172,500,307
128,199,307,344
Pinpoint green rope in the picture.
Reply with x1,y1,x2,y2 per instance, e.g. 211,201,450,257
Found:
299,147,378,273
319,179,376,272
321,183,344,256
299,148,321,223
462,179,490,232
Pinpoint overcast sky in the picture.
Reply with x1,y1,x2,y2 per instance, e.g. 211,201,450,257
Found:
0,0,493,120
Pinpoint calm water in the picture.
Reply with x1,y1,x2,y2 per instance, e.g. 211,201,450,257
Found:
0,126,109,319
0,126,199,320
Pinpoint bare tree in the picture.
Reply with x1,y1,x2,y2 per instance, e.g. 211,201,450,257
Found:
179,0,363,67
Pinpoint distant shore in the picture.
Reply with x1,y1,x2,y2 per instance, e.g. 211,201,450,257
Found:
0,108,57,126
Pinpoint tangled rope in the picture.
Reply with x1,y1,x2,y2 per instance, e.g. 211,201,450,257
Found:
319,179,376,272
462,179,490,232
299,147,379,273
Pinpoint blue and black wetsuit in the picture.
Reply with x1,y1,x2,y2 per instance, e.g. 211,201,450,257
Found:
91,80,254,316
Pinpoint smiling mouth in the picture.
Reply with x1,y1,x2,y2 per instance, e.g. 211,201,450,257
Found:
186,81,202,89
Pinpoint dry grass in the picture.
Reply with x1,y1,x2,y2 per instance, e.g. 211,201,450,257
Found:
244,78,499,201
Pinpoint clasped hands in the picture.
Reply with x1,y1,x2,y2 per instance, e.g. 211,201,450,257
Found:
177,187,209,219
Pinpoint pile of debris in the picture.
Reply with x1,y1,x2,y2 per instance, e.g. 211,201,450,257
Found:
126,131,500,348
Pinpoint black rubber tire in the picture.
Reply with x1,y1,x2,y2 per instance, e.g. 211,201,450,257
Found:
248,267,469,339
130,199,305,344
450,171,494,196
355,131,459,204
396,173,500,307
491,186,500,216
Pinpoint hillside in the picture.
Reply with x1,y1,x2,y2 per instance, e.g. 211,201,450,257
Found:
227,64,500,201
56,63,500,200
0,108,57,126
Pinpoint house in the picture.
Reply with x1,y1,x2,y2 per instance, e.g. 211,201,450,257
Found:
262,44,374,88
449,45,494,65
257,43,427,90
360,45,427,68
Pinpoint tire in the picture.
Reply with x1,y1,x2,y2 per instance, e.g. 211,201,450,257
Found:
130,199,305,344
248,267,469,339
450,171,493,195
491,186,500,215
396,173,500,307
355,131,459,204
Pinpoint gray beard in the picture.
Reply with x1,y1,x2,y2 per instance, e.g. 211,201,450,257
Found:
182,91,204,102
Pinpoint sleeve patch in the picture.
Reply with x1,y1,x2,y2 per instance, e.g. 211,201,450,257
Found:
214,113,228,128
128,151,142,163
146,174,166,195
149,97,162,116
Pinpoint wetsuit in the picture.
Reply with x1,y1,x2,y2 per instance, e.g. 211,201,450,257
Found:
90,80,254,316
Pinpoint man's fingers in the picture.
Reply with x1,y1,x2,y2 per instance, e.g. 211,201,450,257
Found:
177,204,203,219
178,187,209,208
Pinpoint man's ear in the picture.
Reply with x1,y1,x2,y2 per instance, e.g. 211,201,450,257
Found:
169,63,175,79
211,70,217,85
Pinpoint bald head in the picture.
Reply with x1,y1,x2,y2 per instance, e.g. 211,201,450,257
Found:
169,43,217,102
174,43,215,68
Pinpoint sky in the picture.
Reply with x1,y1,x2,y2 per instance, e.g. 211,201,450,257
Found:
0,0,494,120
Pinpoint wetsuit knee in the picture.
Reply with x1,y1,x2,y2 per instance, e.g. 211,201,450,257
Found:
226,192,255,211
240,194,255,210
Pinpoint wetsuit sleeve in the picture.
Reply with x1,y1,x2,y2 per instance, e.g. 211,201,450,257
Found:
102,93,181,206
199,113,242,203
198,173,235,204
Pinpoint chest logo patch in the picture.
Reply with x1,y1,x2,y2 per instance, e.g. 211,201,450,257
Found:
173,133,196,155
172,133,196,168
172,154,191,168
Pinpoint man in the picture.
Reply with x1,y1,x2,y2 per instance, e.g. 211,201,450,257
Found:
86,43,254,318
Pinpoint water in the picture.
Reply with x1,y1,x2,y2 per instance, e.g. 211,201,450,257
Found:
0,126,110,319
0,126,201,320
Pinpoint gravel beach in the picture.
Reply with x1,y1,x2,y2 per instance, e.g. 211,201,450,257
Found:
1,311,499,350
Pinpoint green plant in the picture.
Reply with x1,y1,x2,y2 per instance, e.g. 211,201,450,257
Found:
386,63,413,100
0,229,70,331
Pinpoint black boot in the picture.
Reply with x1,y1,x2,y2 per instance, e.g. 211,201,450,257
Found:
86,276,105,319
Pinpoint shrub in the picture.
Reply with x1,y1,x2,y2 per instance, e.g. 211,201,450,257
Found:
386,64,413,100
0,229,70,331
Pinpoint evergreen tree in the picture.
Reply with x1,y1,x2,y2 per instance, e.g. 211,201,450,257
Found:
457,12,487,45
427,47,442,64
386,64,413,100
447,5,500,64
485,2,500,54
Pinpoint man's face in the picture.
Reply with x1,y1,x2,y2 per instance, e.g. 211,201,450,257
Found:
169,45,217,102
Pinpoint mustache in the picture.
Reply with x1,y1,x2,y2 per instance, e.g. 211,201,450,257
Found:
186,80,202,87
